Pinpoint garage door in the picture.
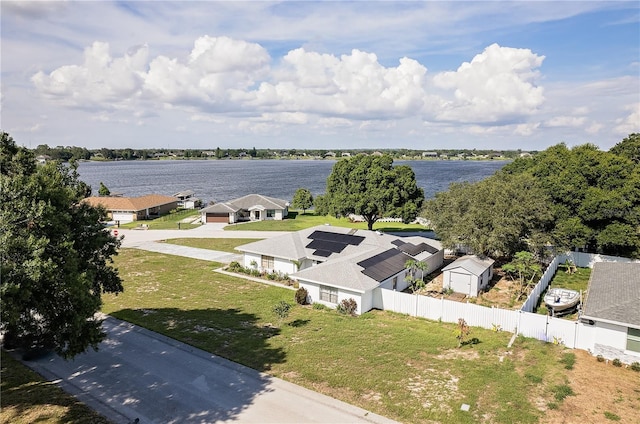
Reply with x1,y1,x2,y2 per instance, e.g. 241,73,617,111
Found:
206,213,229,223
112,212,134,223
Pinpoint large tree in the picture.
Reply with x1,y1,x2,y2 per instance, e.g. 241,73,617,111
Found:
320,154,424,230
423,172,553,258
1,132,123,358
291,187,313,214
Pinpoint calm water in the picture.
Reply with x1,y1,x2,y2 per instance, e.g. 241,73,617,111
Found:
77,159,508,204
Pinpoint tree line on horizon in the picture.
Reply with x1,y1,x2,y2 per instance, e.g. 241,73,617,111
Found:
30,144,526,163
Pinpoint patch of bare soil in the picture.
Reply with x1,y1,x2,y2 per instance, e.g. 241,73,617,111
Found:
419,262,522,310
539,350,640,424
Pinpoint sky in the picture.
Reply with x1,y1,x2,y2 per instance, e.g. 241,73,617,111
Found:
1,1,639,151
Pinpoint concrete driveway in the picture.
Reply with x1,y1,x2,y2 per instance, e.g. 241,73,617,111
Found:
25,316,396,424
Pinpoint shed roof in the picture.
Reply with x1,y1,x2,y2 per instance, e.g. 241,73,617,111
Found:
442,255,495,276
582,262,640,328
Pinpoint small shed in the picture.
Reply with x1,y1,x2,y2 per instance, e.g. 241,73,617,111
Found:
442,255,495,297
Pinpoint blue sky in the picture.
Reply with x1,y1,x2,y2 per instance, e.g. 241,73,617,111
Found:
1,1,638,151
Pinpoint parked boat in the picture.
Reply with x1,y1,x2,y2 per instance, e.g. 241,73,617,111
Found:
544,288,580,315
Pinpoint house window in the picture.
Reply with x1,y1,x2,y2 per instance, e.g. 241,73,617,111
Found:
261,255,274,269
627,327,640,353
392,276,398,290
319,285,338,303
266,209,275,218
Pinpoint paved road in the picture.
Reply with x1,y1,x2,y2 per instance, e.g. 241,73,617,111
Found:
26,316,397,424
116,224,289,264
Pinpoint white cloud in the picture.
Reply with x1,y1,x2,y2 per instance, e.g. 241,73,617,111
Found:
614,103,640,135
545,116,587,128
432,44,545,123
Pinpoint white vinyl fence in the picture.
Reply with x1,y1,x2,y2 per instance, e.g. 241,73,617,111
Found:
373,252,637,352
374,288,597,348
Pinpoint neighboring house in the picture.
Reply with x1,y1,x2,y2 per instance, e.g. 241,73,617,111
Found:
84,194,179,223
236,225,444,314
173,190,200,209
422,151,438,158
200,194,289,224
580,262,640,362
35,154,52,164
442,255,495,297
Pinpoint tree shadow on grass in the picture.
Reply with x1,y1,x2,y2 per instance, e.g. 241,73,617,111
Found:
15,308,287,424
288,318,310,328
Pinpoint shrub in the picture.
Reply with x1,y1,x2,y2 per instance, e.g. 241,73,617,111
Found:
597,354,605,362
272,301,292,324
612,358,622,367
227,261,243,273
250,269,261,277
336,298,358,316
295,287,309,305
631,362,640,372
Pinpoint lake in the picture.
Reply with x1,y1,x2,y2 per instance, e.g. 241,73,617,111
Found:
77,159,508,204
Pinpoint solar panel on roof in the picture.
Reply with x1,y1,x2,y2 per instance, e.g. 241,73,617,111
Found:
313,250,332,257
357,248,399,269
358,249,411,282
308,230,364,246
391,239,405,247
307,239,348,254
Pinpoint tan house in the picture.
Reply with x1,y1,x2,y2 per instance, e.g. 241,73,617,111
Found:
84,194,179,223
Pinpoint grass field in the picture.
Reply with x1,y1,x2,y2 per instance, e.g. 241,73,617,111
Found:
164,238,262,252
0,350,112,424
224,211,430,232
119,209,201,230
99,248,586,423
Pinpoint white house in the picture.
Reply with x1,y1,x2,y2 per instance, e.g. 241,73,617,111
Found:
235,226,444,314
200,194,289,224
172,190,200,209
442,255,495,297
580,262,640,363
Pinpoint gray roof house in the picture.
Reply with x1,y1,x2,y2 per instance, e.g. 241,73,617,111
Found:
236,225,444,314
581,262,640,363
442,255,495,297
201,194,289,224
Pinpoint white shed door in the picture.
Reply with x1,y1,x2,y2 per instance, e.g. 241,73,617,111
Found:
450,271,471,293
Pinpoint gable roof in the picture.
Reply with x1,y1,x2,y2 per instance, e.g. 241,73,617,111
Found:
84,194,178,212
200,194,288,215
442,255,495,276
582,262,640,328
238,225,443,291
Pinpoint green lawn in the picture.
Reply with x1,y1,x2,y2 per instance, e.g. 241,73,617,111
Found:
224,210,430,232
102,248,578,423
536,264,591,316
164,238,262,252
119,209,201,230
0,350,112,424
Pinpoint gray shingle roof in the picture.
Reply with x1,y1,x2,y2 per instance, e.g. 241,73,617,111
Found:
582,262,640,327
442,255,494,276
236,226,443,291
228,194,288,210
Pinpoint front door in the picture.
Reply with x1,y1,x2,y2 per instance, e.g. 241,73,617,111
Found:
253,210,260,220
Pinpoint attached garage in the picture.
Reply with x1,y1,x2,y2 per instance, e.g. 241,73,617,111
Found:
111,212,136,223
206,213,230,223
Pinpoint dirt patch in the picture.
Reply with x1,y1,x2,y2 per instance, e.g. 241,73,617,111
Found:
404,368,461,413
435,349,480,361
539,350,640,424
418,262,524,310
